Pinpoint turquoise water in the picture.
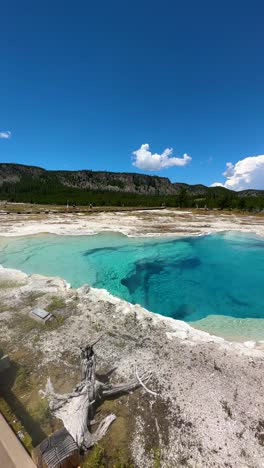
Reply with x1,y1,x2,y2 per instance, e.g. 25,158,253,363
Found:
0,231,264,340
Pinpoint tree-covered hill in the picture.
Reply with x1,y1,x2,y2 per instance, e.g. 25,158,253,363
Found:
0,163,263,210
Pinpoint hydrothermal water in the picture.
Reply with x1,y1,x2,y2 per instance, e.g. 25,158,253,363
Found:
0,231,264,341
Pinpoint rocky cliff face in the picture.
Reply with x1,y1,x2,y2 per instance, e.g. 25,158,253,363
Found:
0,163,215,196
1,163,263,198
0,163,176,195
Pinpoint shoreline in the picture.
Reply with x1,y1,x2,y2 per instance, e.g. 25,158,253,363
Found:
1,263,263,355
0,209,264,346
1,239,264,345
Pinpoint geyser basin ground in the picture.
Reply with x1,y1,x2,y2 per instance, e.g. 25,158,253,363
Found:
0,231,264,341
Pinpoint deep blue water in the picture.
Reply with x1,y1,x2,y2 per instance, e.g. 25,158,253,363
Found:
0,232,264,331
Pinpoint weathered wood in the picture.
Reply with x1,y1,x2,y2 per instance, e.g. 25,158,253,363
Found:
32,428,80,468
42,342,152,451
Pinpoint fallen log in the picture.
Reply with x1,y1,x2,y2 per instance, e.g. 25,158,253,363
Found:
41,340,153,452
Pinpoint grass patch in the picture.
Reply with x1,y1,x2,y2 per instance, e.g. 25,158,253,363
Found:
0,280,25,289
14,365,30,393
7,312,66,339
111,450,134,468
153,448,161,468
85,397,135,467
0,358,75,450
82,445,134,468
7,314,44,333
46,296,66,312
28,398,50,425
82,445,106,468
22,291,46,307
0,397,33,452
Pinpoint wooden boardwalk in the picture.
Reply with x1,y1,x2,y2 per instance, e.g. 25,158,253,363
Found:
0,413,35,467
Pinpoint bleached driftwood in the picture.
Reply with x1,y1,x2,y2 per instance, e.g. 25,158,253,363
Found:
135,365,159,397
42,341,153,450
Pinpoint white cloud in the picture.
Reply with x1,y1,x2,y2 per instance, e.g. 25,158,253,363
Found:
212,155,264,191
211,182,224,187
132,143,192,171
223,162,235,178
0,131,11,139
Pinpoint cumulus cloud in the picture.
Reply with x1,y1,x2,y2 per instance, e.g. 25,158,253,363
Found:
0,131,11,139
212,155,264,191
132,143,192,171
223,162,235,178
211,182,224,187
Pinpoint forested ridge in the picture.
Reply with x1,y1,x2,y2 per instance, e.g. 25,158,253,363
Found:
0,163,264,210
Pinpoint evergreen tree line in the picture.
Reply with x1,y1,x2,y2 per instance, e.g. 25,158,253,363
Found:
0,176,264,211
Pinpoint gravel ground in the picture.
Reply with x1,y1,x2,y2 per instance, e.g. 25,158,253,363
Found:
0,266,264,467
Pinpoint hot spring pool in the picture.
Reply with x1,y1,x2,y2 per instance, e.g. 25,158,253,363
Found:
1,231,264,341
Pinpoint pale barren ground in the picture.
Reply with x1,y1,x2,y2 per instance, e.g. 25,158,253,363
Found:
0,266,263,467
0,208,264,238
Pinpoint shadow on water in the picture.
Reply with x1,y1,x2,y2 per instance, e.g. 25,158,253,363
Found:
231,239,264,250
120,252,264,322
121,256,201,293
0,361,47,447
121,259,164,294
121,259,165,308
226,294,250,307
82,234,198,259
170,304,197,321
83,246,120,257
121,256,201,309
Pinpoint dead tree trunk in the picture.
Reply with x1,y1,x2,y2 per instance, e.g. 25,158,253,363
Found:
42,342,152,451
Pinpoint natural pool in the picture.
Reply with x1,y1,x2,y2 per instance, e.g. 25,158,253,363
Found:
0,231,264,341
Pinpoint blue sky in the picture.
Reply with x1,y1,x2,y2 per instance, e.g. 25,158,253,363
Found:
1,0,264,189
